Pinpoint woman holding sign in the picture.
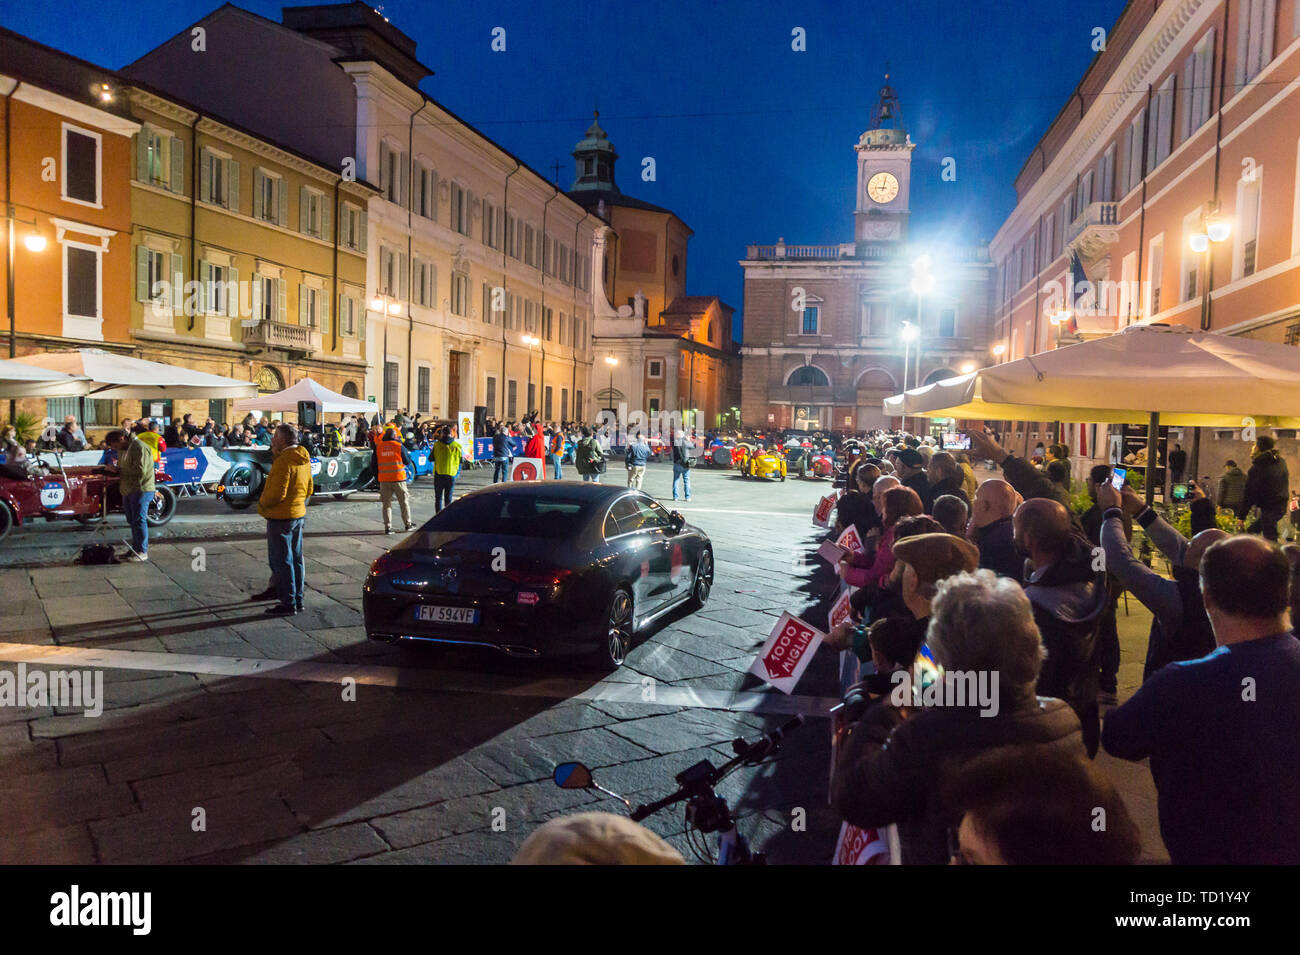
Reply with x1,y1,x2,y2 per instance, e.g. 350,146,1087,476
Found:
840,486,922,591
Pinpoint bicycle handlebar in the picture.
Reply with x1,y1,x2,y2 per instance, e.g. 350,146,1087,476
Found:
628,715,805,822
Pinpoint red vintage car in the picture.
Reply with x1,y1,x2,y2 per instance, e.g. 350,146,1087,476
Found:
0,462,177,542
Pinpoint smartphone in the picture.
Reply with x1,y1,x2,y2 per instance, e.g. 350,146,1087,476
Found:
1172,483,1188,501
1110,466,1128,491
944,432,971,450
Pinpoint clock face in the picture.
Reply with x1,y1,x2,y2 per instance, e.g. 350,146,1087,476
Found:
867,172,900,204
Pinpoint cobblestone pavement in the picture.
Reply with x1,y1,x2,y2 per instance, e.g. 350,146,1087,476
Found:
0,461,1166,864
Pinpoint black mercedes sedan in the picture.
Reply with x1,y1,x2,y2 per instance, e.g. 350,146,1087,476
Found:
363,482,713,669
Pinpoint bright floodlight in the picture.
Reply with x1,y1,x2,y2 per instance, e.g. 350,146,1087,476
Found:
961,362,976,373
992,343,1007,356
900,323,919,343
24,232,46,252
604,355,618,367
1188,233,1209,253
911,273,935,295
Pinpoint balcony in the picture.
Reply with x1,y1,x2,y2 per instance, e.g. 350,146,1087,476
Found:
746,242,989,263
242,320,320,356
747,242,855,260
1066,201,1120,259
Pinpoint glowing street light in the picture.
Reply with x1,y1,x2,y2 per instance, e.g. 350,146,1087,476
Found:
960,361,976,374
992,343,1007,357
23,230,45,252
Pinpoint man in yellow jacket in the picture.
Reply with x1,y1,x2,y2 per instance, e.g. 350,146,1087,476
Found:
256,423,314,615
432,424,463,513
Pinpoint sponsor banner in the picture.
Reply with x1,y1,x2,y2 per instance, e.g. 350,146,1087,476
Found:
510,457,546,482
749,612,824,694
835,525,865,555
457,411,475,459
813,493,836,527
828,585,855,631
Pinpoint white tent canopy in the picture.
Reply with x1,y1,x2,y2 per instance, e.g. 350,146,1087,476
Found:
13,348,258,400
883,324,1300,428
232,377,377,415
0,358,90,399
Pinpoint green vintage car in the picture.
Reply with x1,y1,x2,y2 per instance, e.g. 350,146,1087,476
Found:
216,446,376,510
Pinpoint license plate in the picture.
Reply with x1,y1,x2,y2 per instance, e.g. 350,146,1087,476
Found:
414,605,479,624
225,485,249,496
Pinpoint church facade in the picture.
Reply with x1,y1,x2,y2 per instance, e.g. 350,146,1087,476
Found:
739,81,994,433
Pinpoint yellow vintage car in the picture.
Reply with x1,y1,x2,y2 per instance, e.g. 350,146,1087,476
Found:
739,444,787,481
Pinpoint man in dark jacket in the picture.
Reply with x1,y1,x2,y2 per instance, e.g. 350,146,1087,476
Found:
895,447,932,511
967,479,1022,580
1015,498,1108,757
925,452,969,510
1103,536,1300,864
1080,464,1130,704
1098,482,1225,680
491,425,512,483
831,568,1085,864
1217,459,1246,514
1242,435,1289,540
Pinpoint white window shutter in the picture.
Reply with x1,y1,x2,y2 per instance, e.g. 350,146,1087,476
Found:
300,186,310,233
228,160,239,211
135,246,150,302
1180,56,1194,142
200,261,211,313
339,205,351,248
359,303,367,342
277,178,287,227
170,138,184,193
136,127,151,183
172,253,184,311
227,266,239,318
399,253,408,299
299,283,308,325
251,278,262,323
320,292,330,335
200,149,212,202
277,278,286,324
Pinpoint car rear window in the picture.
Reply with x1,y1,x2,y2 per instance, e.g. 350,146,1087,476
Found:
424,492,592,539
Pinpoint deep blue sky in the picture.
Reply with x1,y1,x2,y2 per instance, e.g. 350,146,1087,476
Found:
2,0,1128,337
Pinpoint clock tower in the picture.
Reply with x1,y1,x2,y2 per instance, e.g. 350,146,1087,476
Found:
854,76,914,243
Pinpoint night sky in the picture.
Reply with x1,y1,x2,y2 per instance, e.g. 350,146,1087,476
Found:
1,0,1129,337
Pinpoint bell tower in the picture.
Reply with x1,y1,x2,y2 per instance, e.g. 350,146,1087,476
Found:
854,75,914,242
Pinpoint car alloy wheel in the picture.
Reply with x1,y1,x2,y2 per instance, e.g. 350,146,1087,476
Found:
691,548,713,607
605,588,633,667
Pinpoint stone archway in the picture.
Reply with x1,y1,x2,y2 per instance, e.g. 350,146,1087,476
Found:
855,367,897,431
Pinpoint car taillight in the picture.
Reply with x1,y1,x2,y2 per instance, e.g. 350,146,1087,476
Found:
501,567,573,588
369,554,416,577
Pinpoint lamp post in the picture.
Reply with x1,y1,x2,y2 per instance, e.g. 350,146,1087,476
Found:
900,321,919,434
522,334,539,417
907,256,934,437
369,293,403,419
6,207,47,421
1187,210,1232,479
603,354,618,415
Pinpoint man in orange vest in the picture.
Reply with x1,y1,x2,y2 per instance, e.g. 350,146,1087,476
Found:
376,425,416,534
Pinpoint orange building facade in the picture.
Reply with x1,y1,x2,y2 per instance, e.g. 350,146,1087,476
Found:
989,0,1300,470
2,28,139,425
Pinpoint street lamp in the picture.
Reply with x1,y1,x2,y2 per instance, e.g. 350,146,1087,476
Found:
522,334,539,417
369,292,403,418
1189,210,1231,329
992,343,1007,358
604,354,618,417
900,321,919,433
6,207,48,421
960,361,976,374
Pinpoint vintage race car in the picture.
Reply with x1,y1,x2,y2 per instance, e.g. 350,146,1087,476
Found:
740,446,787,481
0,460,176,542
216,446,375,510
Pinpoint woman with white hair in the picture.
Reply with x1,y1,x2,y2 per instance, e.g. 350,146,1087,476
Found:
830,569,1087,864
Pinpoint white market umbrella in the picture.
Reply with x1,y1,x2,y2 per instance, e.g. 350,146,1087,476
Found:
232,376,377,415
883,324,1300,428
0,357,90,398
13,348,258,400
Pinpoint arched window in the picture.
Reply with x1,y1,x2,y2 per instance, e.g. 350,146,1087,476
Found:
256,366,284,394
342,381,360,399
787,365,830,387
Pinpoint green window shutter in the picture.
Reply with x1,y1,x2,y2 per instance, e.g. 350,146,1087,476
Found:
227,160,239,212
339,205,351,248
135,246,150,302
320,291,330,335
398,253,408,300
357,210,367,252
200,261,211,313
300,185,310,234
199,149,211,202
298,283,308,325
321,197,332,242
170,137,184,193
359,301,366,341
136,127,151,183
227,266,239,318
251,278,262,324
171,253,184,311
278,178,288,227
252,169,263,220
277,278,286,324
